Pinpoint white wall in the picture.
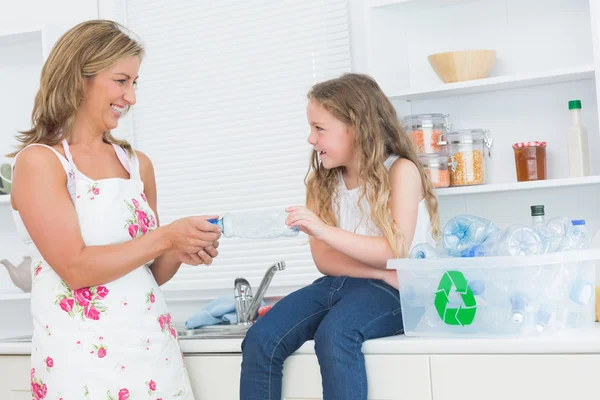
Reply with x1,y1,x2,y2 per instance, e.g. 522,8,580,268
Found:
1,0,598,339
0,0,98,46
0,0,98,338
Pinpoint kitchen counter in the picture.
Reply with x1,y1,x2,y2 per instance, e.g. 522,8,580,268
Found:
2,324,600,355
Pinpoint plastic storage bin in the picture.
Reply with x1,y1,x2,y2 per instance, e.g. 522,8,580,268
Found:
388,249,598,338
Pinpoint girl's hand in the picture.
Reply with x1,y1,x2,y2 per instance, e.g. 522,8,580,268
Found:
285,206,329,241
382,269,399,290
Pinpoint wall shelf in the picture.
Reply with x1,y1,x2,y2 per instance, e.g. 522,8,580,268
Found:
389,65,595,101
436,175,600,196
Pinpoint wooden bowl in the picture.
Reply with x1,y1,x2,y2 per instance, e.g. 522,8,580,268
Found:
427,50,496,83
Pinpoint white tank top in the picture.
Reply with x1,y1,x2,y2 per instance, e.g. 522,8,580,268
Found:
332,155,435,251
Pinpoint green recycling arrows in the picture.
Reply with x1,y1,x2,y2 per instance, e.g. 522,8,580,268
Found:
434,270,477,326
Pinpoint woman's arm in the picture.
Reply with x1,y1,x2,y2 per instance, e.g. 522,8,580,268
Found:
137,151,219,286
12,146,220,290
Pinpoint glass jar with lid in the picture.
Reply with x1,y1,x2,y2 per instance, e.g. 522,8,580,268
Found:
513,141,547,182
418,153,451,188
438,129,493,186
402,113,450,154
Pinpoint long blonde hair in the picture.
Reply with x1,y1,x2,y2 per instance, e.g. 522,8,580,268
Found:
305,73,440,257
9,20,144,157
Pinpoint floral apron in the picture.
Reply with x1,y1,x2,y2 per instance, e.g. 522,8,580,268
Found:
16,140,194,399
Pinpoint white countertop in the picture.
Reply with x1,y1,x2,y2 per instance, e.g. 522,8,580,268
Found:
2,324,600,356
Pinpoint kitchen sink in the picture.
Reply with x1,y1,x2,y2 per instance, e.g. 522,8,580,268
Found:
177,324,251,340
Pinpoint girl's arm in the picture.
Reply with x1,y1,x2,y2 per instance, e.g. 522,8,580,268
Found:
309,236,385,279
288,158,423,270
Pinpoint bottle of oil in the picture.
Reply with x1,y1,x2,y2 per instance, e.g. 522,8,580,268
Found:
567,100,590,177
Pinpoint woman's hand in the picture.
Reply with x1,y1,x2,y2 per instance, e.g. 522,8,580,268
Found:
195,240,220,265
164,216,221,254
169,240,220,266
285,206,329,240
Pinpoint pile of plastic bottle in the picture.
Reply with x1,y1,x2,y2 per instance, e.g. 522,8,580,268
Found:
410,213,592,260
399,206,596,336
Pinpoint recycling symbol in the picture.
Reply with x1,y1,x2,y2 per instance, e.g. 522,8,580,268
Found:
434,270,477,326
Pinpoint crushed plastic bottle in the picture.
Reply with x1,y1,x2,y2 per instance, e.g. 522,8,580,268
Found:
569,279,594,306
534,265,572,332
539,217,570,254
535,302,554,332
460,230,502,257
442,215,498,257
510,292,530,324
208,210,299,239
558,220,591,251
491,225,543,256
409,243,443,259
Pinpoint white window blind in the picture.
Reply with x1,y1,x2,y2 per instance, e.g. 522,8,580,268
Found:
120,0,352,299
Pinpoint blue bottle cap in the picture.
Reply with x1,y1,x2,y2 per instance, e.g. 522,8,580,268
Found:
572,220,586,226
207,218,220,225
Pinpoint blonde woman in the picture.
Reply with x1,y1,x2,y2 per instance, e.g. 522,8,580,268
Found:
10,20,220,399
240,73,440,399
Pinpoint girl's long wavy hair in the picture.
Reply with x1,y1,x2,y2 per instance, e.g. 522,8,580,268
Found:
9,20,144,157
305,73,440,257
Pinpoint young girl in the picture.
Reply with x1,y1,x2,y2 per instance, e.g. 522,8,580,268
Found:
239,73,440,399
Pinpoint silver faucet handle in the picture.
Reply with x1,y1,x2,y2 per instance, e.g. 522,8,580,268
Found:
234,278,253,325
274,261,286,271
234,278,252,298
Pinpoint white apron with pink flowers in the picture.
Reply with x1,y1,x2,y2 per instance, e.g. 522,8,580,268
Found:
12,141,194,400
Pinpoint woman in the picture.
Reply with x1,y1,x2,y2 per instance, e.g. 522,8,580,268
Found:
10,20,218,399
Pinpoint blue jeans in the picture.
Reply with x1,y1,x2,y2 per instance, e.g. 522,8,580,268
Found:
239,276,404,400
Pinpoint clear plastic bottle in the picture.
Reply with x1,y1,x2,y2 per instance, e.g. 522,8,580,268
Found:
510,292,530,324
531,205,545,225
530,205,552,254
558,220,591,251
491,225,543,256
461,230,502,257
545,217,571,253
208,210,299,239
442,215,498,257
567,100,590,177
409,243,443,259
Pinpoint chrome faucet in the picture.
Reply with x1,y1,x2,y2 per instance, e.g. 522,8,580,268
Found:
234,261,286,325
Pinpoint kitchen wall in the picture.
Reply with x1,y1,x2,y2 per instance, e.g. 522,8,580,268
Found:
1,0,599,339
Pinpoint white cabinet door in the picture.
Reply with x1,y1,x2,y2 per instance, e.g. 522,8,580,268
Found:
431,355,600,400
0,356,31,400
282,354,432,400
184,353,431,400
185,354,242,400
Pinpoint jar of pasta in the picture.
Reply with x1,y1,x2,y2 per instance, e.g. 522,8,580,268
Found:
418,153,451,188
438,129,492,187
402,113,450,154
